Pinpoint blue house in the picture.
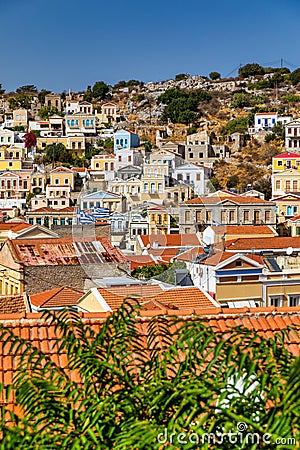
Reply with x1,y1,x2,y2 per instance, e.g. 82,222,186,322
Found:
113,129,140,153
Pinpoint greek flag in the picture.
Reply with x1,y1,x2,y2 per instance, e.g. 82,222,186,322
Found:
91,207,110,218
77,210,97,224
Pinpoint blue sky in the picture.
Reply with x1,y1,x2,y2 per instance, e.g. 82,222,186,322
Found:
2,0,300,92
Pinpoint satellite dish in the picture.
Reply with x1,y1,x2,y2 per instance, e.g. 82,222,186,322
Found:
286,247,293,256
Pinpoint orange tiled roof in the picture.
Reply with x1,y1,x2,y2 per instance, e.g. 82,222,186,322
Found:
30,287,84,308
200,251,264,266
0,223,31,232
211,225,276,235
185,196,271,205
140,234,201,248
0,307,300,412
7,236,127,266
225,236,300,251
97,286,215,311
0,295,29,314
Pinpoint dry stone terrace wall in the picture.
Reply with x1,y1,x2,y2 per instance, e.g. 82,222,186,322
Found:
24,262,129,294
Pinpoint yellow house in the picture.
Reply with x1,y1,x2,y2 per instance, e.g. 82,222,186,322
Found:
148,206,170,235
272,169,300,197
272,194,300,222
37,135,85,155
141,162,166,201
50,167,75,189
272,152,300,172
0,146,24,171
90,154,115,171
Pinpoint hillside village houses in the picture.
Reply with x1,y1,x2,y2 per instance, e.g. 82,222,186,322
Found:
2,84,300,316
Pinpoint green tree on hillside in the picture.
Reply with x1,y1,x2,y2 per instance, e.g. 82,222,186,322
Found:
209,71,221,80
289,68,300,85
239,63,265,78
16,85,38,93
92,81,110,100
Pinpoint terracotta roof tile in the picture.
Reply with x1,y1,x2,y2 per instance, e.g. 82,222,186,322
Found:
185,195,271,205
140,234,201,248
98,286,216,311
0,295,29,314
225,236,300,251
0,307,300,413
211,225,276,236
30,287,84,308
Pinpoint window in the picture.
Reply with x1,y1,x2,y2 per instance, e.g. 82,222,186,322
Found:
270,296,283,307
258,119,261,124
185,210,191,222
235,260,242,267
189,153,194,159
118,156,122,162
72,142,76,149
293,180,298,191
158,183,163,193
83,202,87,209
60,218,66,225
36,218,42,225
78,142,82,149
105,163,108,171
53,218,58,225
277,161,283,166
221,211,226,223
265,211,271,222
254,210,260,223
196,174,201,181
55,178,59,184
286,180,291,191
206,210,211,222
229,211,235,222
244,210,249,222
128,156,132,162
110,163,114,170
64,178,69,184
95,162,100,168
199,153,203,158
196,211,202,222
289,295,300,307
275,180,280,190
9,162,13,167
29,218,34,224
68,218,73,225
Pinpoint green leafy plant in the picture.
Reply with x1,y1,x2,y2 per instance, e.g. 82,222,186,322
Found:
0,306,299,449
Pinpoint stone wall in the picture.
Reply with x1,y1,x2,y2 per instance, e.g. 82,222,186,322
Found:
25,262,130,295
53,224,111,240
